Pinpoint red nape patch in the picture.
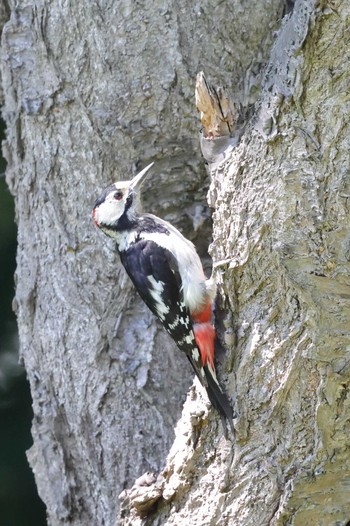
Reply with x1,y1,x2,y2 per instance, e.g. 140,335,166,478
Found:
192,302,212,323
193,322,215,369
93,208,99,226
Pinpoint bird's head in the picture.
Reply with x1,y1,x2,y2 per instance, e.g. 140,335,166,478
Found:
93,162,153,234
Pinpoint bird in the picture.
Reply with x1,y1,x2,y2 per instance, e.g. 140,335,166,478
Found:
93,163,234,431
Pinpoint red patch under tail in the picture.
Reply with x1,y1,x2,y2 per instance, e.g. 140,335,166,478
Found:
93,208,100,226
192,302,212,324
193,322,215,370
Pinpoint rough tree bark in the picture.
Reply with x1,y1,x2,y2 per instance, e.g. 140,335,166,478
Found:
2,0,350,525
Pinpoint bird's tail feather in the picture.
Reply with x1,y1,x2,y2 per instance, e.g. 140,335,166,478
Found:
204,365,234,433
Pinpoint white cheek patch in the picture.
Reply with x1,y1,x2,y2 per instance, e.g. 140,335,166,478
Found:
96,197,125,226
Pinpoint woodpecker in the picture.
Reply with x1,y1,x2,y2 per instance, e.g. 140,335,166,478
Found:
93,163,233,429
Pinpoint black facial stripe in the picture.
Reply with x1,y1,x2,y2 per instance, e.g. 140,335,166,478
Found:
125,194,133,209
114,211,137,231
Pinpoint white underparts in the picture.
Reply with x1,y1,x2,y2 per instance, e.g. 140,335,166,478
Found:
107,229,137,251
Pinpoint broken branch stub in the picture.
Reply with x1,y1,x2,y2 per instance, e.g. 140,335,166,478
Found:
195,71,237,138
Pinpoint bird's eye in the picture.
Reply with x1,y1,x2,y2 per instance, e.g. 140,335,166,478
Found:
114,191,123,200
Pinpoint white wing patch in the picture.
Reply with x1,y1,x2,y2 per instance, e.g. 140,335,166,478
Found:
168,314,190,330
191,348,205,378
191,348,200,362
147,275,170,321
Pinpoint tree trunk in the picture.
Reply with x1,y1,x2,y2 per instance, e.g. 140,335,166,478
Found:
2,0,350,525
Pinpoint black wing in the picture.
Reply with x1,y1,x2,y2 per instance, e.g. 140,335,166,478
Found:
120,238,234,426
119,239,203,366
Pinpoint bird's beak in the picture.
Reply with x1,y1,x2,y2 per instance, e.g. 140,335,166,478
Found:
130,162,154,190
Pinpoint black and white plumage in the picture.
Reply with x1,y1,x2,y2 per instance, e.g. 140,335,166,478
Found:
93,163,233,428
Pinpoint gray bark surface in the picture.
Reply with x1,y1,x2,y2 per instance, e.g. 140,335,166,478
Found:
2,0,349,525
